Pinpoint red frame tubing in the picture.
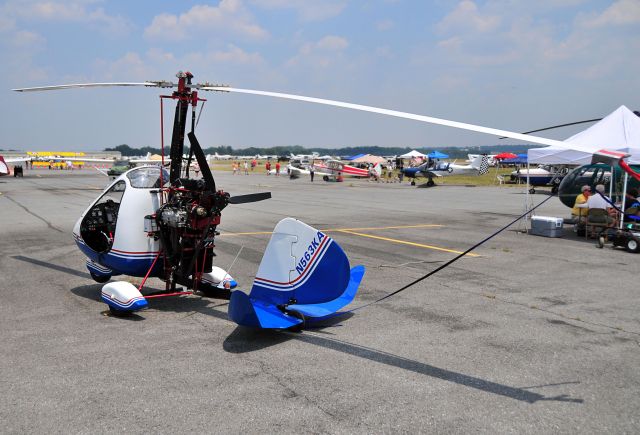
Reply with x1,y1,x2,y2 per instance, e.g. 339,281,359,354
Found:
138,251,162,292
144,291,193,299
619,159,640,182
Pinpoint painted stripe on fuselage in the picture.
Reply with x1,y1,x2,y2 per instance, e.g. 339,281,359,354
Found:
253,236,332,291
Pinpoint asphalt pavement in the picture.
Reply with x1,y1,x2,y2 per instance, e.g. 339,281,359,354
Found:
1,169,638,433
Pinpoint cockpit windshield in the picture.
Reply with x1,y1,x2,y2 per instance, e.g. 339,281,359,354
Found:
126,166,169,189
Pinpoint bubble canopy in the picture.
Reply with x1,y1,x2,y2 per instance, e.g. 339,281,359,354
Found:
126,166,169,189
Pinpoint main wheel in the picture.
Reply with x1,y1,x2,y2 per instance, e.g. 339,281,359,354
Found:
529,188,536,194
426,179,435,187
90,272,111,283
626,237,639,253
551,185,558,194
411,180,416,186
597,236,605,248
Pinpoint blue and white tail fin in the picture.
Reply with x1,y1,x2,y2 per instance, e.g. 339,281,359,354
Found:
228,218,365,329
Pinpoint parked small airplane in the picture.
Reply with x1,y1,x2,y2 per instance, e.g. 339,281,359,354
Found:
312,159,376,181
0,155,30,176
210,152,233,160
403,155,490,186
510,164,570,193
468,153,497,166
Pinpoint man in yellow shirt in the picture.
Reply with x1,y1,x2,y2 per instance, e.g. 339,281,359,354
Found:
572,185,591,222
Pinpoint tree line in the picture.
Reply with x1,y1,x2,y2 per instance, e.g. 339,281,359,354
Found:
105,143,537,158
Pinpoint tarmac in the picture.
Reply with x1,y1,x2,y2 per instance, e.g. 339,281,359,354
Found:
1,169,638,433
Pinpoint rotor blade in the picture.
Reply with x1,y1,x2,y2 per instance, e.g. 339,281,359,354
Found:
200,86,567,148
12,81,173,92
228,192,272,204
498,118,602,139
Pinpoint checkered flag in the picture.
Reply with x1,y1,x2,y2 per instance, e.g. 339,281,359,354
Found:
478,154,490,175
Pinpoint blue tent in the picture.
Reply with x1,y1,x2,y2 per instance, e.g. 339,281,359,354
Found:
503,154,528,164
428,151,449,159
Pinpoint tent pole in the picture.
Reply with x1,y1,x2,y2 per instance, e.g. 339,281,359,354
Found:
620,172,628,229
525,162,531,230
609,165,614,200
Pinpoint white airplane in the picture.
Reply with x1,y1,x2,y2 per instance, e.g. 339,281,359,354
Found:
290,152,319,160
403,155,490,186
467,153,497,166
210,152,233,160
510,164,571,193
0,155,30,176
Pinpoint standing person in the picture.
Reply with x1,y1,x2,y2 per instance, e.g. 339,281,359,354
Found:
310,165,315,182
251,159,257,171
265,160,271,175
232,161,238,175
275,161,281,176
243,160,249,175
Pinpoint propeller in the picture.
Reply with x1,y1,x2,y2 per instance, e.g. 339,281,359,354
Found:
12,75,570,148
12,82,171,92
199,86,568,148
228,192,272,204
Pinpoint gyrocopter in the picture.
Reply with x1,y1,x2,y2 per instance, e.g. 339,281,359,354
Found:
16,70,637,329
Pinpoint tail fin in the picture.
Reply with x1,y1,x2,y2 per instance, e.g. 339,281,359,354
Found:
373,163,382,178
228,218,364,329
471,154,490,175
0,156,9,175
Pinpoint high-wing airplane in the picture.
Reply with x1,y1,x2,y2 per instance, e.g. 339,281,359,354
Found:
312,159,374,181
0,155,30,176
403,155,490,186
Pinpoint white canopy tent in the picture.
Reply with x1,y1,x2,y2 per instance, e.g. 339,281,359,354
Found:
399,150,427,159
528,105,640,165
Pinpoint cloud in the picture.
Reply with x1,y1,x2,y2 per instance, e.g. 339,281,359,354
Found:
286,35,349,69
14,1,132,36
10,30,46,48
91,44,265,82
251,0,346,21
436,0,501,35
577,0,640,28
144,1,268,41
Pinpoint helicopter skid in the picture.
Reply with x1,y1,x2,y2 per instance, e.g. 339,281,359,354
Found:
86,259,113,279
200,266,237,289
101,281,148,313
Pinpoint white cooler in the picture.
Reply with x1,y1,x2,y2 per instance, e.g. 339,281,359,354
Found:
530,216,564,237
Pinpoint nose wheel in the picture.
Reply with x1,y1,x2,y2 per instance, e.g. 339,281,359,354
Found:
90,271,111,283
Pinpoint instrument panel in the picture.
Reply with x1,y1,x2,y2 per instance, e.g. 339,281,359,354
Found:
80,200,119,253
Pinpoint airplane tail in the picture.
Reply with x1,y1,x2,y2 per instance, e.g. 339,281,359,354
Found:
0,156,9,175
471,154,490,175
372,163,382,178
228,218,364,329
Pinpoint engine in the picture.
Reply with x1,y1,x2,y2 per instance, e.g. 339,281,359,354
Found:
153,178,230,288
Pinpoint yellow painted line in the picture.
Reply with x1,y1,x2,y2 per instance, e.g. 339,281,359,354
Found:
336,230,480,257
322,224,443,231
220,223,443,237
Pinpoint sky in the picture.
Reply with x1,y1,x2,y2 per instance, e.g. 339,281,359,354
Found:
1,0,639,151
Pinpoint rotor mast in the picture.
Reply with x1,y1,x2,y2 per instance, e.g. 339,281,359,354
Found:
167,71,199,184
